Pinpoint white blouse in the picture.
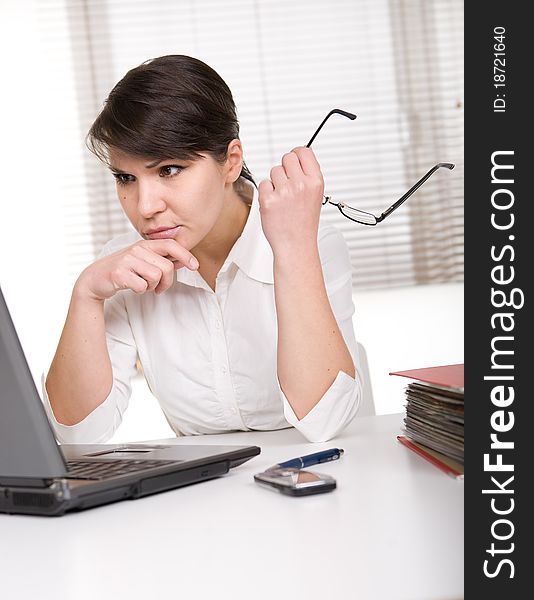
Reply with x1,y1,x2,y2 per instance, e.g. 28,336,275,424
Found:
42,187,362,444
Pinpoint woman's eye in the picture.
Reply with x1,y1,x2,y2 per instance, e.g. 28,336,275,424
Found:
159,165,183,178
113,173,135,186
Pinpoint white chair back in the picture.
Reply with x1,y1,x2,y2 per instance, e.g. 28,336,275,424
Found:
355,341,375,416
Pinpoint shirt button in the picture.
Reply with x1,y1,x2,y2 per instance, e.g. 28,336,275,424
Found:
230,407,237,414
221,366,227,374
215,321,221,329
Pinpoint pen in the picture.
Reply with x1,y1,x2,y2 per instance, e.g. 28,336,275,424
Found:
271,448,344,470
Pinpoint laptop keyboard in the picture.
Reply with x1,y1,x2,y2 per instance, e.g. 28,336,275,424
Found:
66,459,175,481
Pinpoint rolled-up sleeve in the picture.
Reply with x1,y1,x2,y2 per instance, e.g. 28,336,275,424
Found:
279,227,362,442
41,291,138,444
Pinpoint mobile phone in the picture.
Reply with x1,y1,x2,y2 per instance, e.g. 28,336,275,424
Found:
253,467,336,496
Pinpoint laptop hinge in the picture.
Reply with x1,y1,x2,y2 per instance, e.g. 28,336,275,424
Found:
0,477,55,488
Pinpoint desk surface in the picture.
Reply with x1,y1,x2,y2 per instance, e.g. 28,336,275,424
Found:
0,414,463,600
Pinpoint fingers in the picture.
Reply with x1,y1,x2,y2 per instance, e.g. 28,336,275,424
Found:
269,165,287,189
109,239,200,297
112,267,150,295
79,236,201,301
281,150,302,179
270,152,301,187
269,148,322,190
129,244,176,294
258,178,274,196
111,257,162,295
144,239,199,270
290,146,321,176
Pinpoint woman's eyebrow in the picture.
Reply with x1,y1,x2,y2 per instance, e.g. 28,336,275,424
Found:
109,160,167,172
144,159,163,168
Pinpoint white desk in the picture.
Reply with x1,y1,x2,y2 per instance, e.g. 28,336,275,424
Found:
0,414,463,600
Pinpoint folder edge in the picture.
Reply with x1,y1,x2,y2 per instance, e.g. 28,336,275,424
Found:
397,435,464,481
389,364,464,391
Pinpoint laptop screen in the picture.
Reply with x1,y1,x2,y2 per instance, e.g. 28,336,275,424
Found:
0,286,68,480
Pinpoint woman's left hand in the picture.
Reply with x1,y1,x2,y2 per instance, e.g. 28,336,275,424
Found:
258,147,324,256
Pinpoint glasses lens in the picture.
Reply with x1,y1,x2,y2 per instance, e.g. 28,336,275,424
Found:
340,205,377,225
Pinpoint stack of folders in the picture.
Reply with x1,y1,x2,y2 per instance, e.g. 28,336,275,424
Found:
390,364,464,480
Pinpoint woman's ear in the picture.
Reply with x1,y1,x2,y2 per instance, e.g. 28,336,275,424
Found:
225,139,244,183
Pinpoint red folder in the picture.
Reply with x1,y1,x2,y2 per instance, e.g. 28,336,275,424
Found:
389,363,464,392
391,364,464,479
397,435,464,480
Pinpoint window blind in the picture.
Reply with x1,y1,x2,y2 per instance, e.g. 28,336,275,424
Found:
39,0,464,290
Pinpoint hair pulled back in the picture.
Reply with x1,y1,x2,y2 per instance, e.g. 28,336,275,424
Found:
87,54,255,187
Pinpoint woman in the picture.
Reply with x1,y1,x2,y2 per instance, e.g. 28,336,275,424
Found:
44,55,361,443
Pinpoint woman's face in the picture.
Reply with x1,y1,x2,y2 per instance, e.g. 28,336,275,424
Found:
108,148,235,251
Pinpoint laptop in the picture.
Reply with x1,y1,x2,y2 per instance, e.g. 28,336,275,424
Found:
0,285,260,516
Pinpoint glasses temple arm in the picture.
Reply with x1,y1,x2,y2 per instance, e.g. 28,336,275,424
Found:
306,109,357,148
376,162,455,223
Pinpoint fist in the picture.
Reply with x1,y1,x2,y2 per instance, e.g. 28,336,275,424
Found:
258,147,324,254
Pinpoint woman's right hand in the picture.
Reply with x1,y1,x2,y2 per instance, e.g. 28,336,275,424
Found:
74,239,200,302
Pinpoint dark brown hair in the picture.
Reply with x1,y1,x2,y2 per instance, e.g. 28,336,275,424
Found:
86,55,255,188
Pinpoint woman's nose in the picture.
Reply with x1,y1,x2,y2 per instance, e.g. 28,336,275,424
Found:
137,181,166,218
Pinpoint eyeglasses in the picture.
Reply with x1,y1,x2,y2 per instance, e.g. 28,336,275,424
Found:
306,109,455,226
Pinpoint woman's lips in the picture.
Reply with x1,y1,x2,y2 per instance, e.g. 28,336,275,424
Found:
144,226,182,240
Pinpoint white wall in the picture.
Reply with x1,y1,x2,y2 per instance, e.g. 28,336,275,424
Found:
354,282,464,416
0,0,87,390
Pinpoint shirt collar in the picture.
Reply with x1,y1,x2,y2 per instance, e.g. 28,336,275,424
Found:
176,184,274,288
227,185,274,284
